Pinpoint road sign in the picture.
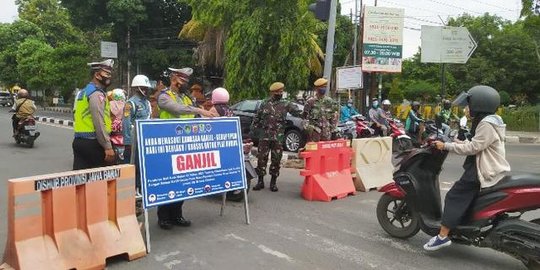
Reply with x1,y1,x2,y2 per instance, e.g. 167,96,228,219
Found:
100,41,118,59
336,66,363,89
421,26,477,64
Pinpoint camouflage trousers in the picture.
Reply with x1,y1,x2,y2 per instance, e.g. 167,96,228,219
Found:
256,139,283,177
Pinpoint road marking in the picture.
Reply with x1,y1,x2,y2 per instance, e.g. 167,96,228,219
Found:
154,251,181,262
163,260,182,269
225,233,294,263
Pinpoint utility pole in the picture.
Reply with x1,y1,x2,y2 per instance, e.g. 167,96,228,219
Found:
353,0,358,66
127,28,132,96
323,0,338,89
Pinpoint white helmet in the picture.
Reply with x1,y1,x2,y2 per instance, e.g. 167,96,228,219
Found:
111,88,126,101
131,75,151,88
382,99,391,106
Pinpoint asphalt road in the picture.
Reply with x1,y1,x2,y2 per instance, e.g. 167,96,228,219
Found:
0,107,539,270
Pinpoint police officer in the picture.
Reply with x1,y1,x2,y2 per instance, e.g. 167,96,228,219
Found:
302,78,339,142
72,59,115,170
156,67,218,230
251,82,298,192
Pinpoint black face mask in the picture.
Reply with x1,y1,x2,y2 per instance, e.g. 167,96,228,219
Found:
97,75,111,88
273,94,283,101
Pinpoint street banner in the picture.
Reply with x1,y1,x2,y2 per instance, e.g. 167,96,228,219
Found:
136,117,246,208
362,6,404,73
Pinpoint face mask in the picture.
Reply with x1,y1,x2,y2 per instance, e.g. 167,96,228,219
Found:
347,103,352,108
273,94,283,100
318,88,327,95
372,101,379,108
98,74,111,88
137,87,148,97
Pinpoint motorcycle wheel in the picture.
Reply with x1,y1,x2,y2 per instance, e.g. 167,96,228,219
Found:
524,219,540,270
376,194,420,239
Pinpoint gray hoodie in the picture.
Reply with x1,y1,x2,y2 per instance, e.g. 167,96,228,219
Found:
444,114,511,188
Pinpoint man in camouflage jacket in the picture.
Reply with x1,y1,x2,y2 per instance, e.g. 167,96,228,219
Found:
302,78,339,142
250,82,297,192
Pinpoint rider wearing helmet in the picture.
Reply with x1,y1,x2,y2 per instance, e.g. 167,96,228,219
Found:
209,87,232,117
381,99,392,118
405,101,424,141
369,99,389,136
424,85,511,251
339,98,360,123
437,99,459,136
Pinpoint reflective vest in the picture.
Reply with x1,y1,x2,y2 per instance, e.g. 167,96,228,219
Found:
74,83,111,138
159,90,195,119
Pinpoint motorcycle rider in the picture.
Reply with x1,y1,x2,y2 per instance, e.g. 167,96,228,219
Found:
381,99,392,118
424,85,511,251
369,99,389,136
11,89,36,136
339,98,359,123
437,99,460,136
405,101,424,142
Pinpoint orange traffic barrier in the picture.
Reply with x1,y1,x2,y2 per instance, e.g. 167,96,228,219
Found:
2,165,146,270
299,139,356,201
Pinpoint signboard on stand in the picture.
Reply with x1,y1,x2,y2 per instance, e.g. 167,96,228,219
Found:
362,6,404,73
100,41,118,59
336,66,363,90
136,117,246,208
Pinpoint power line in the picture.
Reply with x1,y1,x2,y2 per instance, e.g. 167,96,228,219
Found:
470,0,515,12
423,0,482,15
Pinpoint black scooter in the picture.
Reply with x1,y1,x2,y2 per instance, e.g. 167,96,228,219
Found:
14,116,40,147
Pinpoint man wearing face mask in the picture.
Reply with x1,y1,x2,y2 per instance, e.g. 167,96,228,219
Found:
72,59,116,170
340,98,360,123
302,78,339,142
369,98,389,136
156,67,218,230
251,82,298,192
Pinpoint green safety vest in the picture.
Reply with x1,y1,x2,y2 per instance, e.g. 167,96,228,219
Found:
73,83,111,138
159,90,195,119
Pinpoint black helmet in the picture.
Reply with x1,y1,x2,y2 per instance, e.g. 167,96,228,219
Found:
443,99,451,110
453,85,500,116
159,70,170,87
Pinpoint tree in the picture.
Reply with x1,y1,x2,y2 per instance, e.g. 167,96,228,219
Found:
387,78,404,103
403,80,439,102
16,38,54,91
499,90,511,105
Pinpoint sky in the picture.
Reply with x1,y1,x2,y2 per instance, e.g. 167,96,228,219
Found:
0,0,523,58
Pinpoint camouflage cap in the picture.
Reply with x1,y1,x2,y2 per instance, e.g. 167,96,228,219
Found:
314,78,328,87
269,82,285,92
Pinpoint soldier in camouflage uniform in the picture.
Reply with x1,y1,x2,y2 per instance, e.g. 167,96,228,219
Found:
302,78,339,142
250,82,297,192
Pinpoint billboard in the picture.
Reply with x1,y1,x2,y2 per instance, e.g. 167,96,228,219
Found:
136,117,246,208
362,6,404,73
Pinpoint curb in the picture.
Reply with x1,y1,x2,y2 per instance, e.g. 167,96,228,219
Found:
43,107,73,113
35,116,73,127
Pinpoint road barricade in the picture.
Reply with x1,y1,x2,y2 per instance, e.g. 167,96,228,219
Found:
1,165,146,270
299,139,356,201
351,137,394,191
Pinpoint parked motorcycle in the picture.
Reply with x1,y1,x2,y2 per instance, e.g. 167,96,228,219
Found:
376,134,540,269
387,118,413,153
351,114,375,138
226,140,257,202
14,117,40,147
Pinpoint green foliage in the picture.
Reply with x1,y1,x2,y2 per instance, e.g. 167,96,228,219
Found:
499,90,511,106
16,38,54,90
106,0,147,29
387,78,404,103
500,105,540,131
403,80,439,102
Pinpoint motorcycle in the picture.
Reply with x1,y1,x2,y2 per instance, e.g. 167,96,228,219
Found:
336,120,357,141
387,118,413,153
376,134,540,269
226,139,257,202
351,114,375,138
14,116,40,147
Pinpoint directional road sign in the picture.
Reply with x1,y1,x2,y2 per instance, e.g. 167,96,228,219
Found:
421,26,477,64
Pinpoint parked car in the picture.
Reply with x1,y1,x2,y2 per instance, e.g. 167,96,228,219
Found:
231,100,306,152
0,91,13,107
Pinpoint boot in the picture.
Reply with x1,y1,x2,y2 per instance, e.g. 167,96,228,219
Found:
253,176,265,191
269,176,278,192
